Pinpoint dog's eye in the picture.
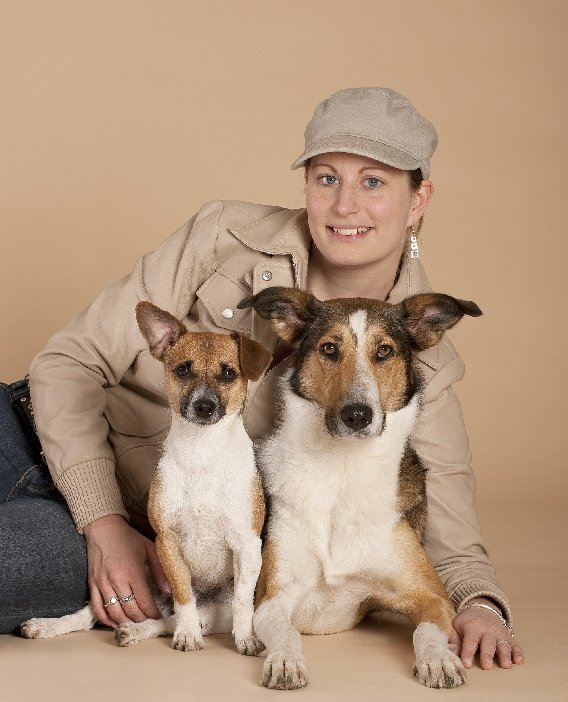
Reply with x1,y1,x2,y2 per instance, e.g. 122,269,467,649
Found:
220,365,237,382
320,342,339,359
376,344,394,361
174,362,193,378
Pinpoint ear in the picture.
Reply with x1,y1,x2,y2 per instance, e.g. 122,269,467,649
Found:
232,333,272,381
397,293,482,351
135,301,186,360
237,286,318,346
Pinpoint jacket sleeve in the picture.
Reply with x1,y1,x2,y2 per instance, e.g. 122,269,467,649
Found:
28,201,224,532
413,340,513,627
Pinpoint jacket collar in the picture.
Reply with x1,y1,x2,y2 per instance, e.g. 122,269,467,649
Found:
229,208,311,288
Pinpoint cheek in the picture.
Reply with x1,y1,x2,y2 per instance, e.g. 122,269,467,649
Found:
306,188,330,224
223,377,249,414
297,354,355,411
373,358,409,412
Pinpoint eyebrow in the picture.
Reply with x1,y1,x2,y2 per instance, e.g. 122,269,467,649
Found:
312,163,388,174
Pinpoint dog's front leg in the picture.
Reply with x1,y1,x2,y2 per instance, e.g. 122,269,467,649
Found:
381,522,467,688
156,531,203,651
254,594,308,690
231,535,264,656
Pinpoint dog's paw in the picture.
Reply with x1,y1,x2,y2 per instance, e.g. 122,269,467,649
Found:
413,650,467,689
21,618,50,639
234,634,265,656
413,622,467,688
261,650,309,690
172,630,204,652
114,623,141,647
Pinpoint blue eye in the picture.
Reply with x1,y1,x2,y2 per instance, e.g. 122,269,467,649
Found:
318,174,338,186
365,177,381,188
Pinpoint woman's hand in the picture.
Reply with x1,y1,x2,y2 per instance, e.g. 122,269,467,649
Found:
450,598,524,670
83,514,170,628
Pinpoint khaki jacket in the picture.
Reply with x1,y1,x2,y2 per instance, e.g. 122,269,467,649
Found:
29,200,512,623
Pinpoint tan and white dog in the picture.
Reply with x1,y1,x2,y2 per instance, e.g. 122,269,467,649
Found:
22,302,271,655
238,286,481,689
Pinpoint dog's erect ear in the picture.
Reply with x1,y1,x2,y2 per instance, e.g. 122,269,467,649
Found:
135,301,187,360
396,293,482,350
237,286,318,346
232,333,272,381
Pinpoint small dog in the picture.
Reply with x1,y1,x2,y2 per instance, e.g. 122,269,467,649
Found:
22,301,271,655
237,286,481,689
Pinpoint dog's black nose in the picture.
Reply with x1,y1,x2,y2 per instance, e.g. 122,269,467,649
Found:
193,398,217,419
340,404,373,431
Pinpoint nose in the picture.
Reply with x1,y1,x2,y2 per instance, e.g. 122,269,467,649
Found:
333,183,359,216
193,398,217,419
340,404,373,431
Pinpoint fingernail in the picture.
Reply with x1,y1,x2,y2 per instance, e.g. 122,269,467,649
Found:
163,582,171,594
463,658,472,668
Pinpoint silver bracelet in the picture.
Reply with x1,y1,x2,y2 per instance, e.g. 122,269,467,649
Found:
463,602,514,636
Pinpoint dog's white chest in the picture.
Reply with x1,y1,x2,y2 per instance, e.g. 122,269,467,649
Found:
260,394,420,588
154,416,256,591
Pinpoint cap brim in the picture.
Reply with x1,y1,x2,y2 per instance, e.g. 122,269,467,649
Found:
291,134,429,178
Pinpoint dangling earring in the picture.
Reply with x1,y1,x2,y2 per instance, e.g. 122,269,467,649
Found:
409,223,420,259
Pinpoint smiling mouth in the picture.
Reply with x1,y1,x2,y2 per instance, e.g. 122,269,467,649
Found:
327,226,372,239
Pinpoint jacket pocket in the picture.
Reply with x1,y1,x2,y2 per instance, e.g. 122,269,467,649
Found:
196,271,252,333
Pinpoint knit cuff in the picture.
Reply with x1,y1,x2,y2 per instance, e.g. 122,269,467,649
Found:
450,578,513,630
56,459,129,533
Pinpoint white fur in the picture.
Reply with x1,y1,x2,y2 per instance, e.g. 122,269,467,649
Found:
413,622,466,688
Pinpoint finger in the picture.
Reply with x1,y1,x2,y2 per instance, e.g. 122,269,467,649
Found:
125,575,162,620
512,643,525,665
108,579,150,623
89,583,115,628
479,634,496,670
460,630,482,669
101,580,132,626
146,541,171,595
496,639,513,669
448,628,462,657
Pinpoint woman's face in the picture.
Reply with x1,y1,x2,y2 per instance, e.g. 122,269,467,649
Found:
305,152,432,271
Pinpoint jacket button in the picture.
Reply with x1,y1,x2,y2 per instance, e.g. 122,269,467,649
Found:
221,308,234,319
261,270,272,281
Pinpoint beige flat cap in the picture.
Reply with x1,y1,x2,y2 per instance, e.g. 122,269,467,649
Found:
292,87,437,179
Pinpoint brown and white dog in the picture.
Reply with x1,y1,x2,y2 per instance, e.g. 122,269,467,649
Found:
22,302,271,655
237,286,481,689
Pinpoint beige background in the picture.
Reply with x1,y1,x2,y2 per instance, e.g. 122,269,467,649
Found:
0,2,566,700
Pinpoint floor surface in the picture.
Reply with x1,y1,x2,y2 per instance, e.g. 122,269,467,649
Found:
2,502,565,702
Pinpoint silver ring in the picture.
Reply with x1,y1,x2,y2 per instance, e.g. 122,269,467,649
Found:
103,596,120,608
119,593,135,605
497,639,512,646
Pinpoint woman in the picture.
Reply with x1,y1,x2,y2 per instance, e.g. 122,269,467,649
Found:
0,87,523,671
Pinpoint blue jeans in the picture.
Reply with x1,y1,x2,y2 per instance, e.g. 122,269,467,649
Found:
0,381,89,634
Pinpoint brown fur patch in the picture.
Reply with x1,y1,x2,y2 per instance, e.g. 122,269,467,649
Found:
364,327,408,412
147,476,194,605
155,531,194,606
251,469,266,536
368,522,455,635
395,446,428,540
298,322,357,413
255,533,280,606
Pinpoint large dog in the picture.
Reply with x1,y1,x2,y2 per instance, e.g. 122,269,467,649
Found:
238,286,481,689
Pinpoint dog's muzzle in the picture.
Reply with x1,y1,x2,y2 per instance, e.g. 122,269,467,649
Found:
181,388,225,425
